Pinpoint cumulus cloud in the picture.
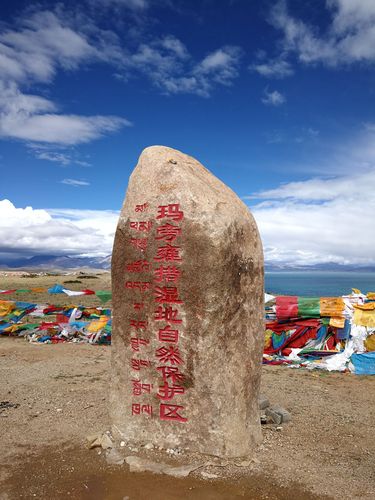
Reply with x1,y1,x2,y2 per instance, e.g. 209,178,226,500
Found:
0,6,243,151
247,169,375,266
2,160,374,266
0,10,130,147
0,80,129,147
269,0,375,67
0,200,118,257
262,88,286,106
0,10,100,85
0,85,129,145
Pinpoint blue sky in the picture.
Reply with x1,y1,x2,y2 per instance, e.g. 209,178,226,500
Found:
1,0,375,266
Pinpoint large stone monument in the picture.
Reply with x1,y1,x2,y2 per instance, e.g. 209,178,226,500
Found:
111,146,264,458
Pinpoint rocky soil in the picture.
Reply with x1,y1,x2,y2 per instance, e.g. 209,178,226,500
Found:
0,338,374,499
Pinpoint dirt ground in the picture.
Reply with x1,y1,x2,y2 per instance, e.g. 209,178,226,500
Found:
1,273,374,499
0,271,112,307
0,338,374,500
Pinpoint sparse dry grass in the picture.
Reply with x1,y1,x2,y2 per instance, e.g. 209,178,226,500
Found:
0,271,112,307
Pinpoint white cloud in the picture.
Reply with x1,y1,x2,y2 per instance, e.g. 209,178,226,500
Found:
32,149,91,167
2,161,374,267
129,40,242,97
250,58,293,78
270,0,375,66
0,200,118,257
92,0,149,9
329,0,375,34
262,88,286,106
250,170,375,201
35,151,72,166
0,10,130,147
0,11,97,85
0,82,130,145
248,168,375,266
159,36,189,59
2,110,128,145
194,46,242,88
0,4,243,151
198,47,237,72
61,179,90,187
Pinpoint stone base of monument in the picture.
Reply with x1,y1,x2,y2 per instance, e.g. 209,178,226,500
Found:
88,427,264,479
87,395,291,480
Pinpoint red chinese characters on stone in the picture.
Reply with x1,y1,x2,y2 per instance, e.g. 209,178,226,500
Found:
157,366,185,385
130,319,148,330
154,244,182,262
126,260,151,273
154,266,181,283
160,403,187,422
130,337,149,352
131,379,152,396
154,286,183,304
130,221,153,232
156,345,183,365
157,325,179,343
147,202,187,422
157,204,184,222
157,382,185,400
130,238,148,252
135,203,148,213
131,358,151,371
154,306,182,324
132,403,153,416
156,223,181,243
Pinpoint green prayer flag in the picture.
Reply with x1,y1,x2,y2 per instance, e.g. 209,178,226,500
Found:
298,297,320,318
96,290,112,304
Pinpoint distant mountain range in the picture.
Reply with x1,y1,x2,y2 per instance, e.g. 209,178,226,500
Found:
265,262,375,272
0,254,374,272
0,254,111,270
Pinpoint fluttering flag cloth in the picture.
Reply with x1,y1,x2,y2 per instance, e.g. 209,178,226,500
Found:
62,289,86,296
95,291,112,304
298,297,320,318
1,289,374,373
0,301,15,316
351,352,375,375
320,297,344,317
276,296,298,320
0,285,109,300
48,284,64,294
353,303,375,327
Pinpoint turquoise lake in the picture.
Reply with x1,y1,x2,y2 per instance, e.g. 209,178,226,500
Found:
265,271,375,297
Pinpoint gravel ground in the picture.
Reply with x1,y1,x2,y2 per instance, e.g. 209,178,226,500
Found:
0,338,374,499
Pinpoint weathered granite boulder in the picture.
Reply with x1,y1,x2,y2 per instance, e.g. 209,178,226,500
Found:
111,145,264,457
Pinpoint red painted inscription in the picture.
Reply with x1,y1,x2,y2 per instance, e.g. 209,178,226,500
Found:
157,325,179,343
154,286,183,304
132,403,153,416
156,345,183,365
159,403,187,422
157,204,184,222
154,306,182,323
